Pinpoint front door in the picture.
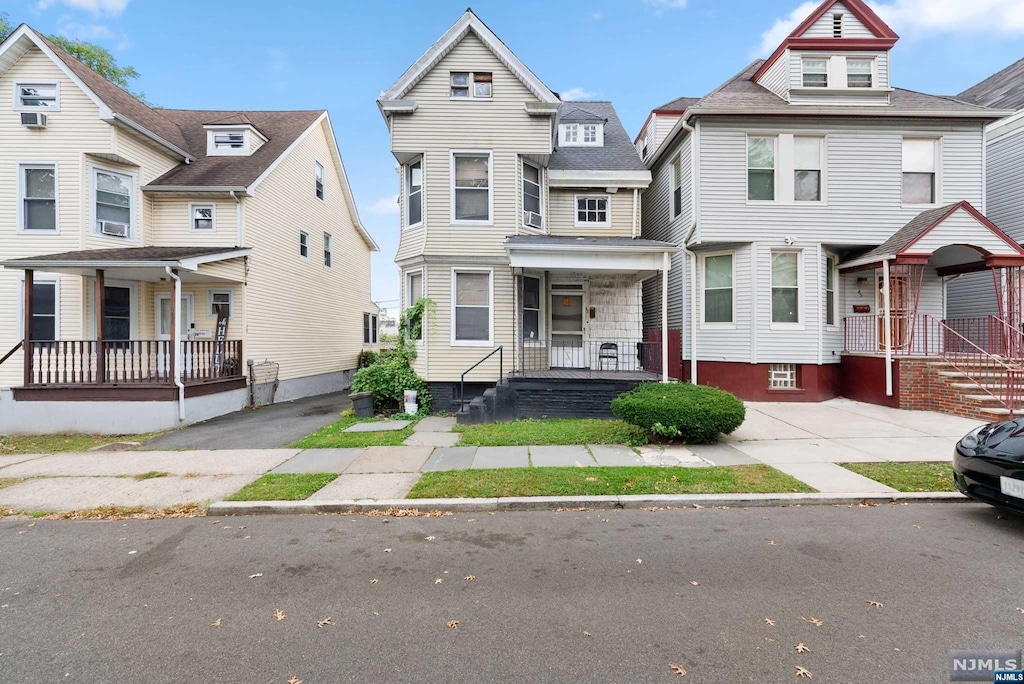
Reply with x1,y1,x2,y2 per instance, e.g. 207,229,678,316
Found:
877,275,909,351
549,286,586,368
156,293,194,375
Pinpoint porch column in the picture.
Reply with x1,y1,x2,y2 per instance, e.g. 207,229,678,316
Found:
882,259,893,396
95,269,105,384
170,272,178,384
662,251,670,383
23,269,33,386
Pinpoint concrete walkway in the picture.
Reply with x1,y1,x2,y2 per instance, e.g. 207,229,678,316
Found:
0,399,983,511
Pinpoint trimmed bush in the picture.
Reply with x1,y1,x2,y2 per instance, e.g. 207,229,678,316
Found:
611,382,745,444
351,360,431,412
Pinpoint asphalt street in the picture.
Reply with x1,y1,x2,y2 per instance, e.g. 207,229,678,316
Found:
0,503,1021,683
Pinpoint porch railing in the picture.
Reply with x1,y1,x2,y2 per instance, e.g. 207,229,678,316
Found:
929,315,1024,413
516,337,663,376
23,339,244,386
844,314,1024,359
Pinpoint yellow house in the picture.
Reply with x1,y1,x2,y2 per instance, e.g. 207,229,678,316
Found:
0,25,378,434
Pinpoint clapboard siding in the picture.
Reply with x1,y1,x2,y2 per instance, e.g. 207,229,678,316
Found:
547,188,635,237
804,3,875,37
759,52,790,101
987,127,1024,241
946,271,998,320
151,197,240,248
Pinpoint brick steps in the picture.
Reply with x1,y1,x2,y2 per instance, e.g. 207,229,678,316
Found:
900,358,1023,421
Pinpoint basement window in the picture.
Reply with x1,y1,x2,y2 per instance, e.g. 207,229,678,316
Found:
769,364,799,390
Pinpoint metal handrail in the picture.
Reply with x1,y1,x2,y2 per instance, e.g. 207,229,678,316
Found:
459,346,503,407
988,315,1024,360
0,340,22,368
929,315,1024,412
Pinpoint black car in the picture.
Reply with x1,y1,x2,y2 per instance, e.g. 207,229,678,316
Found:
954,420,1024,514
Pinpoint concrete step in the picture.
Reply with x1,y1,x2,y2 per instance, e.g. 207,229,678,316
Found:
938,371,1014,379
962,394,1010,403
979,407,1024,417
951,382,1012,390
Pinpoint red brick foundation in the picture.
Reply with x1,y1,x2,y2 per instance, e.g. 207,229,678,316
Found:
680,361,841,402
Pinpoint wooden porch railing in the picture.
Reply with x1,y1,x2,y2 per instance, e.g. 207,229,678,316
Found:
23,339,243,386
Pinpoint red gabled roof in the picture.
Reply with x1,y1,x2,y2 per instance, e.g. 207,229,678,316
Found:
753,0,899,82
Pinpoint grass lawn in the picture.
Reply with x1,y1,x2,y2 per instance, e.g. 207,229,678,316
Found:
455,419,650,447
840,462,957,492
291,417,417,449
407,465,814,499
0,433,156,454
226,473,339,501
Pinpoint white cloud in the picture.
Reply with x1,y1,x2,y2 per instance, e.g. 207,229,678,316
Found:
560,86,598,100
365,194,399,216
757,0,1024,56
38,0,131,16
57,16,129,49
643,0,687,8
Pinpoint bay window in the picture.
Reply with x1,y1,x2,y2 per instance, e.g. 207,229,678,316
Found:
452,152,491,223
771,251,801,325
452,269,491,345
406,271,423,341
702,253,734,325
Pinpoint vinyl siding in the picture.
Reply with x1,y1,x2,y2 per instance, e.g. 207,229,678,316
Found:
803,3,875,37
696,244,754,362
946,271,998,319
913,210,1018,254
242,119,374,382
653,114,681,152
987,127,1024,240
390,33,550,258
151,196,241,248
547,188,635,237
759,52,790,101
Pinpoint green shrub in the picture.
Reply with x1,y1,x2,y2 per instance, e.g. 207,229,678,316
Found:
611,382,745,444
351,360,431,412
357,349,380,369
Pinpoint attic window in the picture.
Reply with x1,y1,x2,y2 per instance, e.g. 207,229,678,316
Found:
559,123,603,147
450,72,492,99
207,128,251,156
833,13,843,38
802,59,828,88
16,82,59,110
216,133,245,149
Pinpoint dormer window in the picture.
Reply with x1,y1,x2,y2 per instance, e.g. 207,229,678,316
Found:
559,123,603,147
216,132,244,149
205,124,266,157
847,59,874,88
802,59,828,88
450,72,492,99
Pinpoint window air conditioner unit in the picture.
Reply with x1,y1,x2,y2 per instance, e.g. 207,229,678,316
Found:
99,220,129,238
20,112,47,128
523,210,544,230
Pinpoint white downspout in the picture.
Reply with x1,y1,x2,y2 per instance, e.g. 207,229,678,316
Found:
817,244,824,366
631,188,639,238
165,266,185,421
681,116,699,385
230,190,242,246
882,258,893,397
662,251,670,383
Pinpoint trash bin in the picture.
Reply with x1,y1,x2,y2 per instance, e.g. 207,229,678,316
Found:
350,391,374,418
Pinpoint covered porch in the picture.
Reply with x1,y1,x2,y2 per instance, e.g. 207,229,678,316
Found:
504,235,679,383
0,246,251,401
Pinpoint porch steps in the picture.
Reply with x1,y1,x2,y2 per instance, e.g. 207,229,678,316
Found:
918,359,1024,421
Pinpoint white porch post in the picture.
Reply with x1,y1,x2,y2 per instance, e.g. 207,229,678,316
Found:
882,258,893,397
662,251,670,383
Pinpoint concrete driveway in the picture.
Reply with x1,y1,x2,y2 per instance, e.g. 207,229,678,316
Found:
142,391,351,450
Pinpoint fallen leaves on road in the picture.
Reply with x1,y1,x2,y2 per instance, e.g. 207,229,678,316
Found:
690,580,701,586
447,620,459,630
867,600,884,608
287,677,302,684
317,617,332,629
434,578,444,585
801,617,824,627
464,575,476,581
795,643,810,653
36,503,203,521
369,578,379,585
363,507,446,518
425,536,436,542
211,618,222,628
274,610,286,621
1016,607,1024,614
249,573,263,580
768,540,777,546
383,548,392,553
764,618,776,626
668,663,687,677
795,665,812,678
857,500,878,508
583,631,591,637
636,558,643,564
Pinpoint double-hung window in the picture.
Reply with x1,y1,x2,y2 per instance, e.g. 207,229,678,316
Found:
847,59,873,88
190,203,214,231
299,230,309,259
103,286,132,341
16,82,58,109
452,269,491,345
802,59,829,88
314,161,325,200
94,169,133,238
903,138,939,205
575,195,609,226
406,271,423,341
672,156,683,218
771,251,801,325
20,164,57,232
406,159,422,227
747,136,776,201
522,276,541,341
825,255,837,327
703,254,734,325
794,137,823,202
452,152,491,223
522,160,543,229
323,232,332,267
209,290,232,318
363,313,378,345
25,281,58,341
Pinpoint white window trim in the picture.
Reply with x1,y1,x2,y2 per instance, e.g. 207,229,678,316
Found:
17,162,59,234
206,288,234,318
522,273,546,344
449,72,493,101
700,251,736,330
298,230,310,260
559,123,604,147
188,202,216,232
824,253,839,329
450,267,494,347
323,232,333,268
573,193,611,228
793,135,827,204
405,268,425,345
13,81,60,112
91,165,138,243
206,128,250,156
901,136,943,209
363,312,379,345
17,275,60,340
87,278,139,339
800,57,830,89
450,150,494,226
846,57,876,89
770,249,805,330
746,134,778,204
314,161,325,202
521,158,545,232
671,155,683,218
406,156,424,229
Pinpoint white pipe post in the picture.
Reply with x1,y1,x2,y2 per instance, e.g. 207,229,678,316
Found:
166,266,186,421
882,259,893,397
662,251,670,383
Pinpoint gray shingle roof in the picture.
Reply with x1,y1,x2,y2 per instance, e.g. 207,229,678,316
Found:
4,246,245,264
959,57,1024,110
549,101,646,172
653,96,701,112
505,235,677,249
845,204,960,264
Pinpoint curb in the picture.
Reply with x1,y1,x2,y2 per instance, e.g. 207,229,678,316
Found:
207,491,970,516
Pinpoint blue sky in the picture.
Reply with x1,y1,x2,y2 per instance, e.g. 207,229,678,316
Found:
10,0,1024,309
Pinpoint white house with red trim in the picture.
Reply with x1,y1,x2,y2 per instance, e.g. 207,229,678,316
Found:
638,0,1024,419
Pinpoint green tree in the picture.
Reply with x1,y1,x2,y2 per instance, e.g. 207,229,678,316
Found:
0,12,147,103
